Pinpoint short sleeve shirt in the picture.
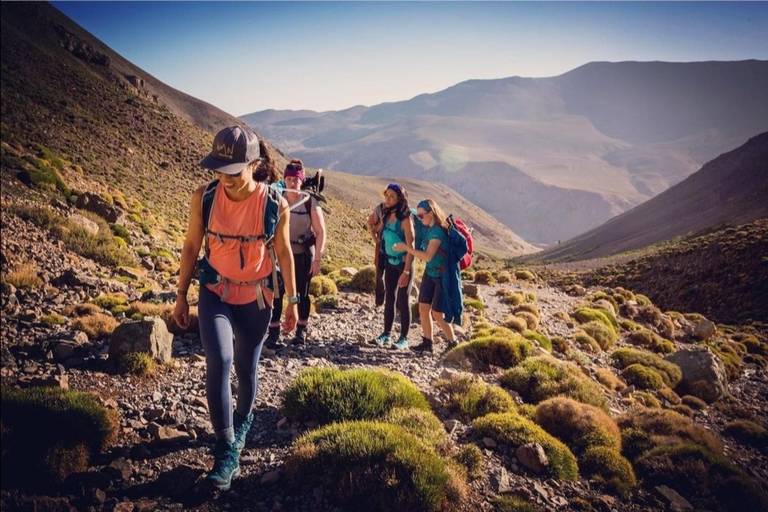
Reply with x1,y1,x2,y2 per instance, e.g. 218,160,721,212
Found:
424,225,449,277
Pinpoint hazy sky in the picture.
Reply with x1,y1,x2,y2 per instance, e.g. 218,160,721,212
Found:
52,1,768,117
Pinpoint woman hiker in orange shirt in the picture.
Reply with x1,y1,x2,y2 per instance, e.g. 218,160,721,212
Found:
173,125,298,491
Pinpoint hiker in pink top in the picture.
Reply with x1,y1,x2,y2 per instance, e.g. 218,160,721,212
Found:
173,125,297,491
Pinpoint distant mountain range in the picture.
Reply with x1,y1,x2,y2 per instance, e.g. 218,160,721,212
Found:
243,60,768,245
525,131,768,262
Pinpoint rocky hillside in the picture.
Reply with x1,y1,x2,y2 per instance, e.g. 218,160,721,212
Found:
244,61,768,244
2,199,768,511
526,132,768,262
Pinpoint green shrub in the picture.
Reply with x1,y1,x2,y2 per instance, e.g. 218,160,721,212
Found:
91,294,128,311
473,270,495,285
496,271,512,284
463,297,485,312
534,397,621,456
120,352,157,377
309,275,338,297
445,330,533,372
629,391,661,408
382,407,448,450
580,321,617,350
723,419,768,449
493,496,536,512
589,291,619,315
460,270,474,281
573,331,601,353
315,295,339,310
472,412,578,481
453,444,484,480
514,269,536,281
621,364,665,390
681,395,708,410
627,328,673,354
501,293,524,306
657,387,682,405
282,368,429,425
1,386,119,490
579,446,636,497
551,336,570,355
610,348,682,388
350,265,377,292
435,375,516,420
39,313,66,327
572,307,618,330
514,311,539,330
285,421,457,512
523,331,551,351
514,303,540,318
617,408,722,462
500,356,609,412
109,223,132,243
634,443,768,512
502,314,527,333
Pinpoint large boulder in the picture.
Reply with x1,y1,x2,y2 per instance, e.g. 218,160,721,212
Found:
664,347,727,403
109,317,173,364
75,192,126,224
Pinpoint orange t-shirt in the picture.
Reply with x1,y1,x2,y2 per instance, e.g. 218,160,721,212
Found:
204,182,275,306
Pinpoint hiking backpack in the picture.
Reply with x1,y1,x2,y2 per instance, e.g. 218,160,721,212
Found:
198,179,282,306
447,215,473,271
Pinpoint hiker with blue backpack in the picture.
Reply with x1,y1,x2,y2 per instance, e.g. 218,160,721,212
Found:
372,183,415,350
172,125,299,491
393,198,465,354
266,159,326,347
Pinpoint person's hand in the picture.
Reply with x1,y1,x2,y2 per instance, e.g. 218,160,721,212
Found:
283,303,298,333
397,272,410,288
310,260,322,276
392,242,406,252
173,296,190,330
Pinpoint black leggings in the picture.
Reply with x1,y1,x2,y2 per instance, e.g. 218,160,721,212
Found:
383,260,414,337
271,251,313,324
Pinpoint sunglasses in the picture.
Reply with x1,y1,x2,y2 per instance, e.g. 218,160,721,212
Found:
417,212,429,220
286,164,304,172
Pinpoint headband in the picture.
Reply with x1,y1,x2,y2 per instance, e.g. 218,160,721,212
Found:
417,200,431,212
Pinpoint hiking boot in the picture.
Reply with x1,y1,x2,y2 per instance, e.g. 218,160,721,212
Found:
446,339,459,350
374,333,392,346
410,337,433,354
292,327,307,345
206,439,241,491
233,411,254,453
264,327,282,349
393,336,408,350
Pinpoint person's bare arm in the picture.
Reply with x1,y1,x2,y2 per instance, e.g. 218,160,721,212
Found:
274,197,298,331
173,186,205,329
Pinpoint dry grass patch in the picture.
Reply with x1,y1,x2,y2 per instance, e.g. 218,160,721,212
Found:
594,368,624,391
723,419,768,450
71,313,118,339
4,263,43,289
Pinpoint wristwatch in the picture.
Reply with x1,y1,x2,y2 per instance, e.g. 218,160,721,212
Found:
287,295,300,304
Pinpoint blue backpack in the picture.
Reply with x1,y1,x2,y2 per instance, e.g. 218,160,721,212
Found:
197,179,282,307
378,208,426,266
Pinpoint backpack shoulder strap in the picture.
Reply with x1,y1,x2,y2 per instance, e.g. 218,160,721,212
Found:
201,179,219,232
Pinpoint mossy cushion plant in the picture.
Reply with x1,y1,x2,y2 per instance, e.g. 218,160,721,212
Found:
579,446,637,498
579,321,617,350
308,275,338,297
534,397,622,456
1,386,119,490
444,329,533,371
382,407,449,451
472,412,578,481
435,375,516,421
350,265,377,292
617,408,723,462
500,356,609,412
610,348,682,388
621,364,665,391
285,421,459,512
572,307,618,330
282,368,430,425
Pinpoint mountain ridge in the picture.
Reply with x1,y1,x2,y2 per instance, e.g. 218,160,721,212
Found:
243,60,768,245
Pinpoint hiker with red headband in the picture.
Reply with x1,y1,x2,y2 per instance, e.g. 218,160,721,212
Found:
266,159,327,347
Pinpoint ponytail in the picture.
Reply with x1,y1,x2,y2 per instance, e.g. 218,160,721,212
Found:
253,139,280,184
